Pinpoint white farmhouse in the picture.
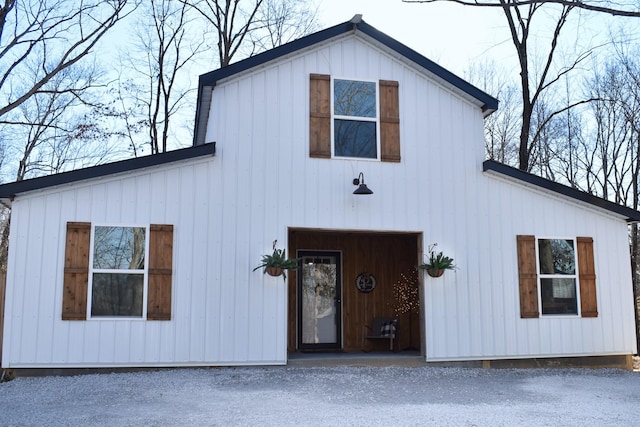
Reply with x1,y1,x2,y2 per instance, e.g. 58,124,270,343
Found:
1,16,638,371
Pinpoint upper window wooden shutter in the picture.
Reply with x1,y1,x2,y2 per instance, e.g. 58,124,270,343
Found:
147,224,174,320
380,80,400,162
577,237,598,318
516,235,539,318
309,74,331,158
62,222,91,320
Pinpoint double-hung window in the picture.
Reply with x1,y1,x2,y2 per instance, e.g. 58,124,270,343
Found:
332,79,379,159
90,226,147,318
62,222,174,321
537,238,578,315
309,74,400,162
516,235,598,319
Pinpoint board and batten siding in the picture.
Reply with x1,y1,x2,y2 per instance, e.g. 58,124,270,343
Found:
204,34,635,362
2,32,636,367
2,158,288,367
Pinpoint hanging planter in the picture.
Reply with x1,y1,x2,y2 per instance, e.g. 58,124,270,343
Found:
425,268,445,278
266,266,284,277
253,240,299,281
417,243,456,278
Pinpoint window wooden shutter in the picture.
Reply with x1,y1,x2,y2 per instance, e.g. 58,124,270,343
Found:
380,80,400,162
62,222,91,320
147,224,174,320
577,237,598,318
516,235,539,318
309,74,331,158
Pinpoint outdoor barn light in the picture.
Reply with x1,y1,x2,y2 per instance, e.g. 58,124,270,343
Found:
353,172,373,195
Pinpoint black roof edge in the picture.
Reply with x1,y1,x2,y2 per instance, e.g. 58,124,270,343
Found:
0,142,216,200
196,18,499,111
355,21,498,112
198,21,353,88
483,159,640,223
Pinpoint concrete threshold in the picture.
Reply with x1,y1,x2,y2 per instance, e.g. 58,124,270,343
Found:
287,351,426,368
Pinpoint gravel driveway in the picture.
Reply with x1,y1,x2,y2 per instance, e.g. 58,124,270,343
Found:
1,366,639,426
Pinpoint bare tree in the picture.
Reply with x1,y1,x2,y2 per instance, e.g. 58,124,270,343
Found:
466,59,520,165
249,0,319,51
120,0,206,154
183,0,264,67
0,0,133,271
403,0,640,18
405,0,614,171
0,62,120,270
183,0,319,67
0,0,134,119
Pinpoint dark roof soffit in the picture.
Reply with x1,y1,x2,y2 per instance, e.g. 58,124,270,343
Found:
483,159,640,222
197,19,499,112
0,142,216,199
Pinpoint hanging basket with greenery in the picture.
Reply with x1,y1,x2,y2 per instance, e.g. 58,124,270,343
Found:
253,240,299,281
417,243,456,278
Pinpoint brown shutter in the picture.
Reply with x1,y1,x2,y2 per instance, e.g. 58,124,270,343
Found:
62,222,91,320
516,235,539,318
380,79,400,162
147,224,173,320
309,74,331,158
577,237,598,318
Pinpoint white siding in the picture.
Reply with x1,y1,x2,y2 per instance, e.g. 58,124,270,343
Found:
2,32,636,367
3,158,288,367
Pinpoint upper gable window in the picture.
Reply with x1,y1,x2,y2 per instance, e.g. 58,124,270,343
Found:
333,79,378,159
309,74,400,162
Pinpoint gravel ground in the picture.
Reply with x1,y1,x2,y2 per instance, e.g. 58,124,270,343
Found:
1,366,639,426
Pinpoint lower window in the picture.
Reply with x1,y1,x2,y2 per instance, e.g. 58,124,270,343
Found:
538,238,578,315
90,226,147,318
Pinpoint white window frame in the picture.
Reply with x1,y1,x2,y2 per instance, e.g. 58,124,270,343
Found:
535,236,581,317
87,224,150,320
330,77,381,161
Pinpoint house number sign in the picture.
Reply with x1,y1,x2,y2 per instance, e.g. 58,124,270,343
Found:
356,272,376,293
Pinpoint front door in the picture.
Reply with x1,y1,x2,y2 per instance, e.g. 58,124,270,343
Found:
297,251,342,351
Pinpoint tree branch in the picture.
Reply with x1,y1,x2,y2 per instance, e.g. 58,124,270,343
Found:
403,0,640,17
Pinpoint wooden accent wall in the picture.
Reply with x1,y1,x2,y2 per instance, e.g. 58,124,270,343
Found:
288,229,421,352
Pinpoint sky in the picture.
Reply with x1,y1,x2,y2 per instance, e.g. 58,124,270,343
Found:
98,0,632,155
315,0,515,77
313,0,631,82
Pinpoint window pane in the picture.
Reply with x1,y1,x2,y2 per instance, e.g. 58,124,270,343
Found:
334,119,377,158
541,278,578,315
334,80,376,118
93,226,146,270
538,239,575,275
91,273,144,317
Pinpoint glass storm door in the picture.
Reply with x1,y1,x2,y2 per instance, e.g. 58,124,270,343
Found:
298,251,342,350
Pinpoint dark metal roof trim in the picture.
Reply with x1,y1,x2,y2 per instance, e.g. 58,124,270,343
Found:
483,159,640,222
198,21,353,88
354,21,498,112
0,142,216,199
198,20,498,110
193,18,499,145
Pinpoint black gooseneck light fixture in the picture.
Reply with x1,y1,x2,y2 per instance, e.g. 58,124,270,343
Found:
352,172,373,195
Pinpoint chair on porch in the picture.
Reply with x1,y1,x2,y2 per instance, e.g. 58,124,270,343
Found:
363,317,398,351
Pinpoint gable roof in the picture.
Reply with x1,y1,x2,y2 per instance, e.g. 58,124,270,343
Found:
193,15,499,146
483,159,640,222
0,142,216,203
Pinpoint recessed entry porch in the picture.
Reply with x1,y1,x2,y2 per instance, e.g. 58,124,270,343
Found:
287,228,424,357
